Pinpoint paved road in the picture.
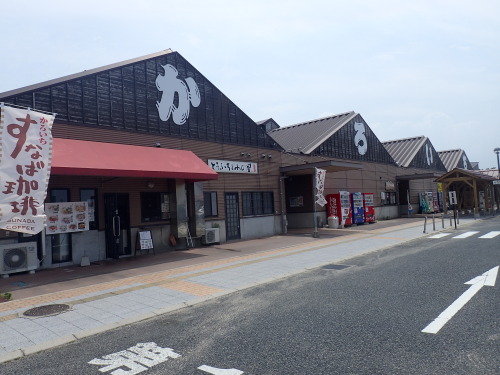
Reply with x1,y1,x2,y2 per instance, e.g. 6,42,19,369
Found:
0,217,498,374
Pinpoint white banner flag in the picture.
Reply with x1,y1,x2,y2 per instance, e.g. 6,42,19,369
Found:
315,168,327,206
0,104,55,234
315,168,326,195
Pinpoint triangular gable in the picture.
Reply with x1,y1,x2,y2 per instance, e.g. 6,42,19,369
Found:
0,50,279,150
268,111,395,164
383,136,446,171
409,138,447,171
438,149,473,171
268,111,356,154
311,113,396,165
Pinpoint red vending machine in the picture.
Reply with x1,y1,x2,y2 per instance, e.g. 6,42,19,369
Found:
327,191,352,226
362,193,376,223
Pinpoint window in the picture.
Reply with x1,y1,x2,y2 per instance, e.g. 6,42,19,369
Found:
141,192,170,222
80,188,97,230
204,191,218,217
242,192,274,216
381,191,397,206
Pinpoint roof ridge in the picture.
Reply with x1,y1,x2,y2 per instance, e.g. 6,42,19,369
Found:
0,49,174,98
437,148,462,153
283,110,355,129
381,135,425,144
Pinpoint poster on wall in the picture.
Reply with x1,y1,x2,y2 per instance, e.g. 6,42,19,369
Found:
0,104,55,234
289,196,304,207
45,202,89,234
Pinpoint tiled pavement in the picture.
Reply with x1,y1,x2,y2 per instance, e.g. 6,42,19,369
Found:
0,216,478,363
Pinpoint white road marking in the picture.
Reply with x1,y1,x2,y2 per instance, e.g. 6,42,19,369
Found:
452,231,480,239
88,342,181,374
422,266,499,334
479,231,500,239
428,233,452,239
198,365,244,374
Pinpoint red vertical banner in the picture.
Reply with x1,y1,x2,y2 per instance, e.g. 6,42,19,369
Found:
0,104,55,234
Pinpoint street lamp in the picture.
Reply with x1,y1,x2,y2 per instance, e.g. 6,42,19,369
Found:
495,147,500,179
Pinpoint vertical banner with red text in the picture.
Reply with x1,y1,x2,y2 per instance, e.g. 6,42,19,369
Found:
0,104,55,234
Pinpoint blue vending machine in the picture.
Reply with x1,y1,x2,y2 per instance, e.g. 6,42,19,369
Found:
351,192,365,224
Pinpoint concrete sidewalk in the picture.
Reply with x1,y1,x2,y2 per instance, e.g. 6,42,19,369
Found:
0,216,476,363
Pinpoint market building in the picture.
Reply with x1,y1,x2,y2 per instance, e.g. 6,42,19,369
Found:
0,50,284,271
0,49,489,276
381,136,447,214
267,112,402,227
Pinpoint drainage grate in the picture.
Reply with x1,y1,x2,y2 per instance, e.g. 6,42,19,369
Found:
23,304,70,317
322,264,352,270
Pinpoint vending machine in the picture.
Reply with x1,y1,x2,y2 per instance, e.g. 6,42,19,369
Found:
326,191,352,226
351,192,365,224
362,193,376,223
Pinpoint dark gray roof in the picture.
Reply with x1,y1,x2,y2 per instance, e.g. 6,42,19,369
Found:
267,111,356,154
256,118,272,125
437,149,468,171
0,49,173,98
382,136,428,167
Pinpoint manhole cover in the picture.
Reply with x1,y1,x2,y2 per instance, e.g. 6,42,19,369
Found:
23,304,70,317
322,264,352,270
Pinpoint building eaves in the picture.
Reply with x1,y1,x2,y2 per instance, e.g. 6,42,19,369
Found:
268,111,356,154
0,49,174,98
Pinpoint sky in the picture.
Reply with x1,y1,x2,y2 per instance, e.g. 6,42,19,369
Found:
2,0,500,169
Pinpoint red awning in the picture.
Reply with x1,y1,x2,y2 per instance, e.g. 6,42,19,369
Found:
51,138,218,181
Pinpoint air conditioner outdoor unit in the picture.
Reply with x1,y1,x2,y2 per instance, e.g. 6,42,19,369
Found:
0,242,39,278
203,228,220,244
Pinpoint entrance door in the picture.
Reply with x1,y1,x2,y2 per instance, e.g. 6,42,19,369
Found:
104,193,131,259
225,192,240,240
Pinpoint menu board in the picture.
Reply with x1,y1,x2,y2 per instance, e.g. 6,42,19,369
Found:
45,202,89,234
138,230,154,250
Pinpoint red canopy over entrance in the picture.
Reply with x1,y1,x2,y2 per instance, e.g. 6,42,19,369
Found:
51,138,218,181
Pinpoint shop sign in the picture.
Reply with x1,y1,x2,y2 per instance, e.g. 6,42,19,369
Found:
208,159,258,174
0,104,55,234
425,144,433,166
385,181,395,191
354,122,368,155
45,202,89,234
156,64,200,125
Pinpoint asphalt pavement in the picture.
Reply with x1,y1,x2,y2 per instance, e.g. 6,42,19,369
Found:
0,215,480,364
